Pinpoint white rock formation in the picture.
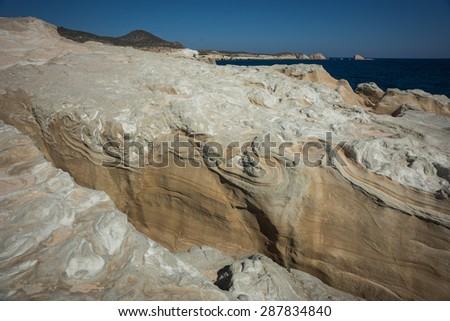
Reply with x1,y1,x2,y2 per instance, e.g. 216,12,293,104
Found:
308,52,327,60
0,121,227,300
197,52,311,62
176,246,358,300
213,254,358,301
0,17,88,70
0,122,359,300
0,17,449,300
171,48,198,58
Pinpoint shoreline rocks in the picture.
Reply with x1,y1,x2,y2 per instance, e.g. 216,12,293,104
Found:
1,17,449,300
356,82,450,116
374,88,450,116
355,82,385,106
197,50,327,62
308,52,327,60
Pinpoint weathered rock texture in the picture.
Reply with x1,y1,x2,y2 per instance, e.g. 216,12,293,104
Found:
214,254,358,300
374,88,450,116
0,121,357,300
1,17,449,300
274,64,366,106
0,121,227,300
356,83,450,116
355,82,385,107
176,246,357,300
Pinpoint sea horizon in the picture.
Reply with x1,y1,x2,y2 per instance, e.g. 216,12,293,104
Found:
217,58,450,97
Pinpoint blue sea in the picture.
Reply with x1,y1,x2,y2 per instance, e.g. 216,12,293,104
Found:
217,59,450,98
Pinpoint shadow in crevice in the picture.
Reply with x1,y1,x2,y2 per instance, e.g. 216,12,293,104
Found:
214,265,232,291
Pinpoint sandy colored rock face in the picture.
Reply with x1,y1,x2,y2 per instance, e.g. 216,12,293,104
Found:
355,82,385,107
1,17,449,300
0,122,361,300
0,121,228,300
374,88,450,116
356,83,450,116
275,64,366,106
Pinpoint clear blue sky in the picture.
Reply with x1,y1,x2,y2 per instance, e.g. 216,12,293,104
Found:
1,0,450,58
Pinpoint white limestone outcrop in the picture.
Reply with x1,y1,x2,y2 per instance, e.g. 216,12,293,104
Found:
0,17,449,300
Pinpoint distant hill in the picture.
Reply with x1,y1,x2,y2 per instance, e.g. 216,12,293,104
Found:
57,27,184,49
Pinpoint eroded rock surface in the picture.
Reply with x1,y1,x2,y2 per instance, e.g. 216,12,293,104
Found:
0,121,360,300
213,253,358,301
356,82,385,106
308,52,327,60
0,17,449,300
175,246,357,300
356,83,450,116
0,121,227,300
374,88,450,116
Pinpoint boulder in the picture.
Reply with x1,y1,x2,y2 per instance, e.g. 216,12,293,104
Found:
355,82,385,106
374,88,450,116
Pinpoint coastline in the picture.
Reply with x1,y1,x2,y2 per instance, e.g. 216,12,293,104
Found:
215,58,450,98
197,50,328,62
0,17,449,301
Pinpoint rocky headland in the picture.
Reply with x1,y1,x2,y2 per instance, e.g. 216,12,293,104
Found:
0,17,449,300
56,26,329,62
57,26,185,50
197,50,327,62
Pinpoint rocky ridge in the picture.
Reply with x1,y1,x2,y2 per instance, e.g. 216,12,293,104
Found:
57,26,184,49
0,17,449,300
197,50,327,62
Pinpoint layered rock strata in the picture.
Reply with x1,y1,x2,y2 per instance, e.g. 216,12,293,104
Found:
356,83,450,116
374,88,450,116
0,121,357,300
0,17,449,300
355,82,385,106
0,121,227,300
